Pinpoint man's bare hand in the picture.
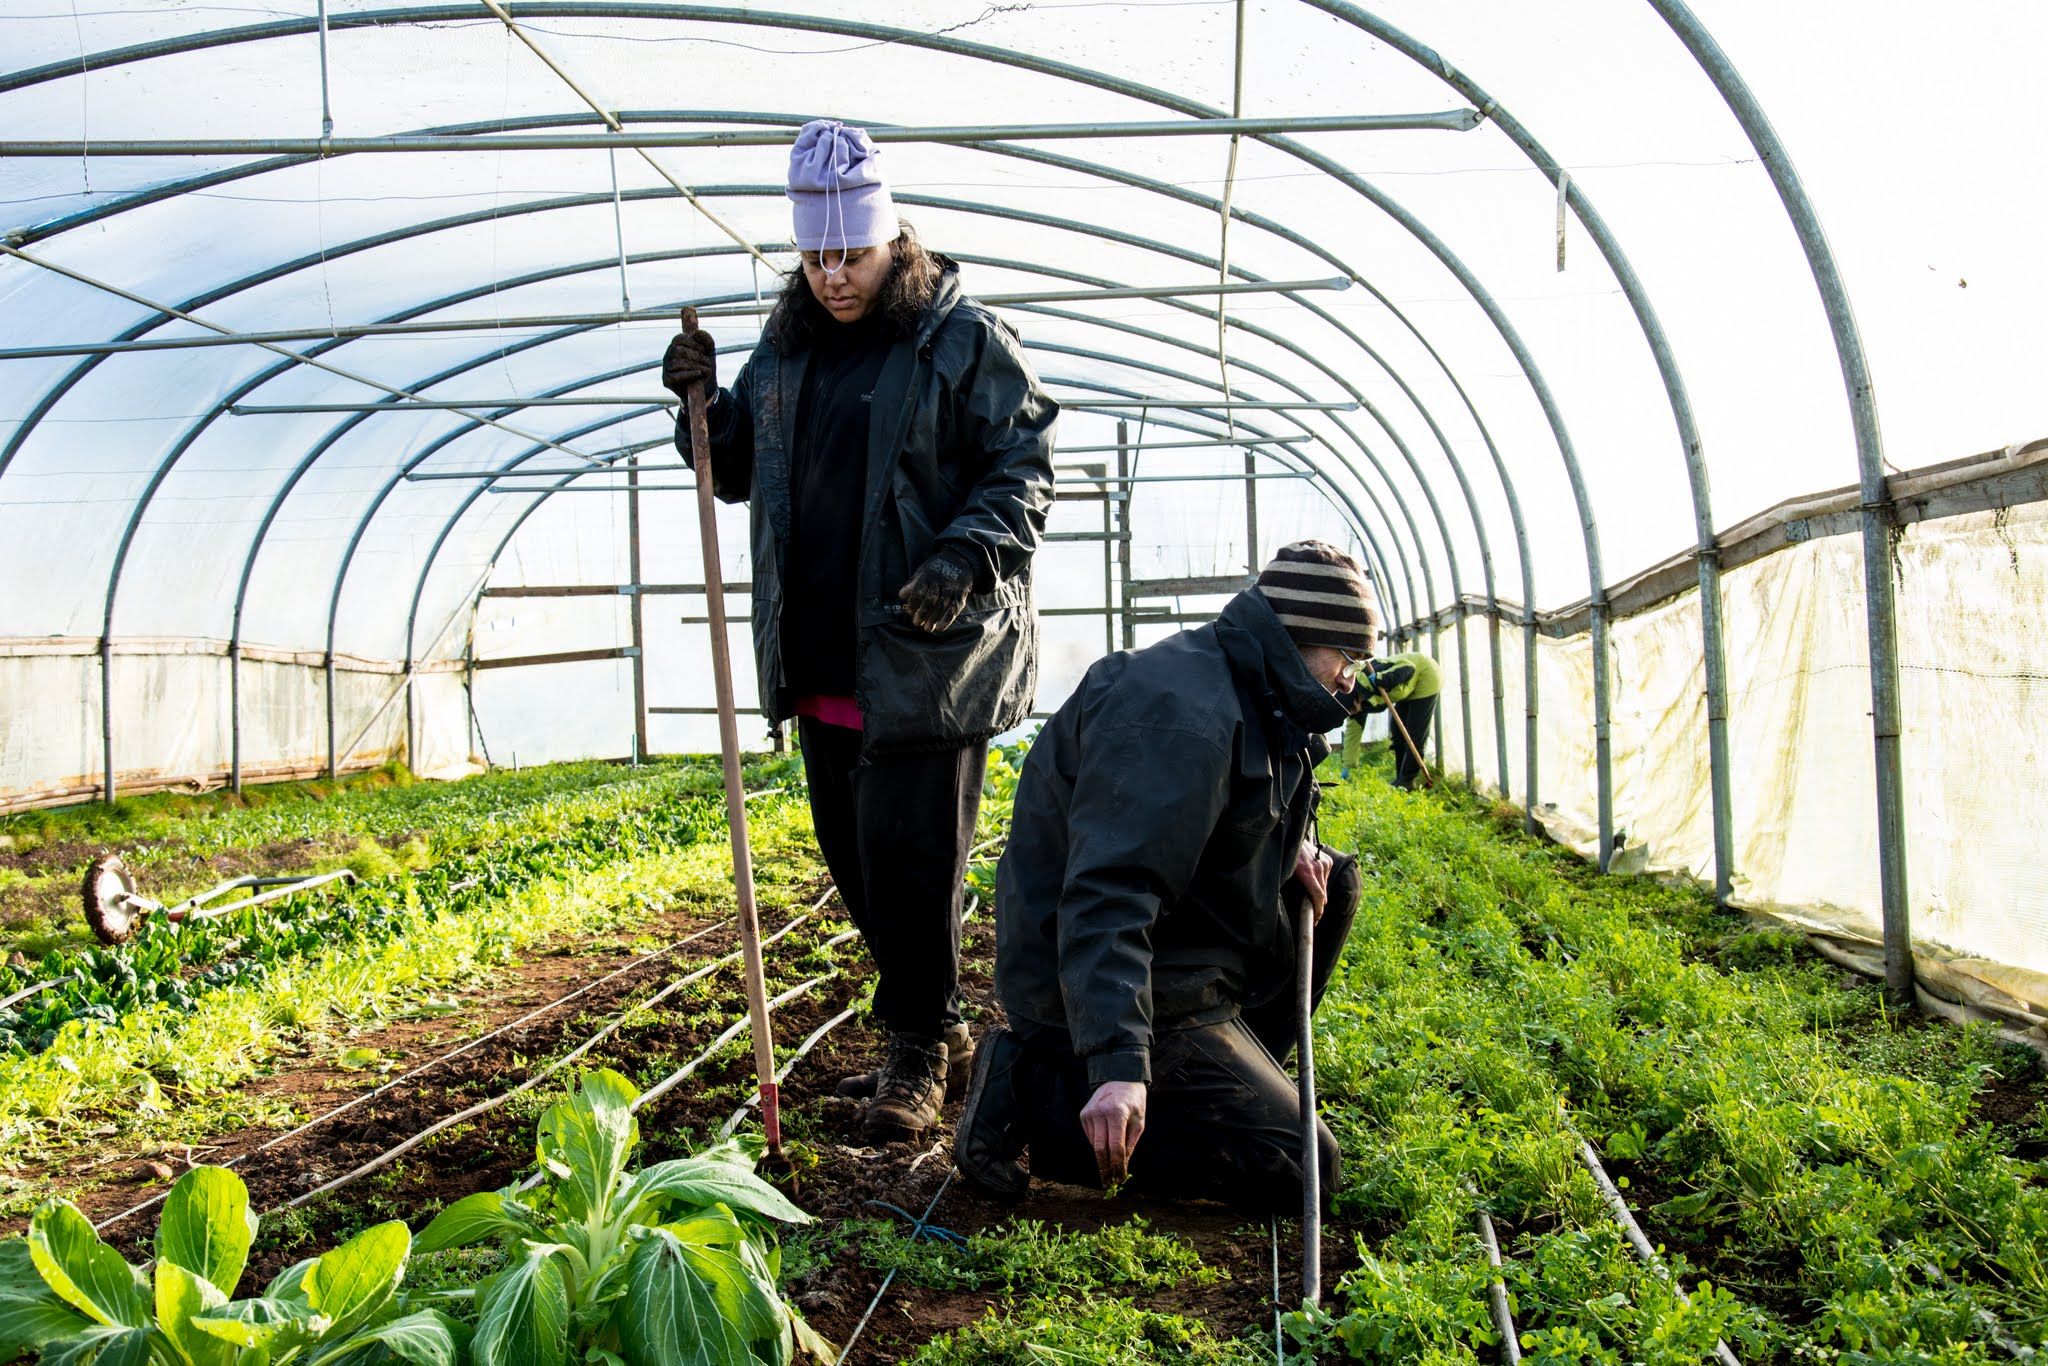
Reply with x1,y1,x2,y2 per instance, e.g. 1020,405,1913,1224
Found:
1079,1080,1147,1187
1294,844,1333,922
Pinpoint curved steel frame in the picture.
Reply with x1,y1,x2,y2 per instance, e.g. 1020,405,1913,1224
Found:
20,178,1501,801
4,10,1549,818
0,0,1906,978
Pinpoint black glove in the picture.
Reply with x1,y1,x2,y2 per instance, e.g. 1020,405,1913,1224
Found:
897,548,975,632
661,328,717,400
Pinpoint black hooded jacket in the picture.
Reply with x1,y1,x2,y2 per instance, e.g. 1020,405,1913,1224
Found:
692,261,1058,753
993,588,1350,1086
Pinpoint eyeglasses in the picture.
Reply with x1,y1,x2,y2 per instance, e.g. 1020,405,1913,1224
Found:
1337,649,1371,682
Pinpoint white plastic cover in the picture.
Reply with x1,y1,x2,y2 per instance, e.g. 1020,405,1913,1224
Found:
2,3,2045,1013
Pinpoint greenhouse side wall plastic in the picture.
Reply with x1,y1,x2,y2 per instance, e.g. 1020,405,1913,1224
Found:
0,646,477,812
1434,501,2048,1028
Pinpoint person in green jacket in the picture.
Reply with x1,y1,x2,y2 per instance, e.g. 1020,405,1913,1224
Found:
1341,650,1440,789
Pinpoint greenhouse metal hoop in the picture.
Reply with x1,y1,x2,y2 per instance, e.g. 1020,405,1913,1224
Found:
0,4,1604,865
0,0,1912,990
11,104,1535,805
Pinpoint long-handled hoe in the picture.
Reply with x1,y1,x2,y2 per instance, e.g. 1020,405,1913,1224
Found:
679,306,791,1179
1377,682,1436,789
80,856,356,945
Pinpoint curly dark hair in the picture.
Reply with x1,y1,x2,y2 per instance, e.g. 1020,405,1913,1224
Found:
764,220,944,352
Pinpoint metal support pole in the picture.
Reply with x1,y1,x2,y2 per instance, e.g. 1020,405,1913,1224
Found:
1244,444,1260,576
1099,469,1115,656
1649,0,1906,996
1116,422,1136,651
315,0,333,139
229,642,243,795
324,652,337,780
627,455,649,764
99,637,114,804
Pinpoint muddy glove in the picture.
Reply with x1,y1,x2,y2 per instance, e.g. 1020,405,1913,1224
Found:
897,547,975,632
661,327,717,400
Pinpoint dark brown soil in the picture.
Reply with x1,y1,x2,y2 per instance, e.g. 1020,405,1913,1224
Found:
1604,1155,1813,1328
18,892,1373,1362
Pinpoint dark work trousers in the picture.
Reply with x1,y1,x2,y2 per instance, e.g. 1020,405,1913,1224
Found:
1005,846,1360,1214
797,717,987,1041
1391,695,1438,790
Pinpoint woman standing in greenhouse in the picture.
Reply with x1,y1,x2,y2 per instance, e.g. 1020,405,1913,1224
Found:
661,119,1058,1145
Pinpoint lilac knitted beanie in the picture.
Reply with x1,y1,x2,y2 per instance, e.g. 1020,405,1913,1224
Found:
787,119,898,258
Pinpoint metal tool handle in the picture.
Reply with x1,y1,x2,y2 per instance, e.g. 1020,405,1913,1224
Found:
1297,889,1320,1306
681,306,783,1154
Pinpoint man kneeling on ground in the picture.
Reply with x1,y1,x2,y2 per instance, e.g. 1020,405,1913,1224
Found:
957,540,1373,1213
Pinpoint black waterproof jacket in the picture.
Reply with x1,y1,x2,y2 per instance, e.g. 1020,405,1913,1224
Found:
691,262,1058,753
993,589,1350,1086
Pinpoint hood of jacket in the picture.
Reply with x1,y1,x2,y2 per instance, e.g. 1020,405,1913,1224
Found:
1215,588,1354,739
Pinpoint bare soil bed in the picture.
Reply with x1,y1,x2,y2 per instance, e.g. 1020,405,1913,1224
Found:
12,884,1360,1361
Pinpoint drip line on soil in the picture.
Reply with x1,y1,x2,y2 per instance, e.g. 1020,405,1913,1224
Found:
717,1004,860,1140
92,914,735,1234
266,895,836,1215
840,1167,958,1364
1468,1184,1521,1364
634,946,855,1112
503,954,857,1200
1577,1137,1742,1366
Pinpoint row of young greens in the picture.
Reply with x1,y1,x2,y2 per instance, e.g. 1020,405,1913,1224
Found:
0,756,792,967
1291,752,2047,1363
0,758,771,865
0,789,827,1176
1,1070,826,1366
0,754,801,1055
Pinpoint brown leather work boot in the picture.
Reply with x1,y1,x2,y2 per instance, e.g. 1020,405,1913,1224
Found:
861,1032,948,1144
837,1022,973,1101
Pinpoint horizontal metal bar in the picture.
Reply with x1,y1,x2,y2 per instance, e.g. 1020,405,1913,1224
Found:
409,463,692,481
1059,435,1303,454
2,278,1350,360
0,111,1479,158
473,645,636,669
235,394,1356,415
482,581,750,597
1128,573,1257,597
234,396,676,413
1068,399,1358,411
1057,470,1314,485
1045,530,1129,542
487,483,696,493
647,706,732,715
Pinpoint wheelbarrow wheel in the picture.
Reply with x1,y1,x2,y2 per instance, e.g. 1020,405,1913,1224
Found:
82,853,145,945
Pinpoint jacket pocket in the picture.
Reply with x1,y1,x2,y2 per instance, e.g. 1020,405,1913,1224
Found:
861,599,1033,748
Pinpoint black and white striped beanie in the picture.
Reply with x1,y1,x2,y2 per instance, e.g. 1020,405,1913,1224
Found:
1254,540,1379,653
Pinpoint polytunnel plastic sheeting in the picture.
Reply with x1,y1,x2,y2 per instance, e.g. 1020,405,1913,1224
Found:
3,0,2047,1025
1434,502,2048,1026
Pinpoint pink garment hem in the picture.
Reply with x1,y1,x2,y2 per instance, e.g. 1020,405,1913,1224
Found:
793,694,864,731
